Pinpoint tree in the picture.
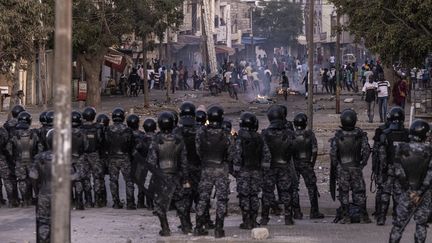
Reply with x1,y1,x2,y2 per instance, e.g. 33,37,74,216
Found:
129,0,184,107
329,0,432,66
253,0,303,50
0,0,53,106
73,0,133,109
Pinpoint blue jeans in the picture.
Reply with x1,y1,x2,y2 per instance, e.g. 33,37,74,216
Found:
378,97,388,122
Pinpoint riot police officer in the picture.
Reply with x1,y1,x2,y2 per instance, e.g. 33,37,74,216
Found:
139,118,157,209
37,111,52,152
389,120,432,243
30,129,55,243
95,113,110,207
126,114,146,208
261,105,296,226
280,105,294,131
81,107,104,208
194,106,233,238
4,105,25,138
0,124,18,207
196,110,207,128
330,109,371,224
8,111,39,206
71,111,88,210
377,107,409,225
147,112,189,236
291,113,324,219
105,108,135,209
177,102,199,229
233,112,271,229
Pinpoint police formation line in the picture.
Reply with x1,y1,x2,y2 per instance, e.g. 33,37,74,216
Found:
0,104,431,243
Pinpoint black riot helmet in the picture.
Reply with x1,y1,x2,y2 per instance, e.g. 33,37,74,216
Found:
71,111,82,127
409,119,430,142
112,107,125,122
267,105,284,122
126,114,140,130
46,111,54,126
179,102,196,117
39,111,48,126
82,107,97,122
340,109,357,131
170,111,179,126
240,112,258,131
388,107,405,130
196,110,207,125
158,111,175,133
11,105,25,118
207,106,224,126
293,112,308,130
46,129,54,150
143,118,157,133
222,120,232,132
96,114,110,127
18,111,32,126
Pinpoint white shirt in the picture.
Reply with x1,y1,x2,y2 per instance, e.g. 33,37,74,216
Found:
364,70,374,83
376,80,390,97
362,81,378,92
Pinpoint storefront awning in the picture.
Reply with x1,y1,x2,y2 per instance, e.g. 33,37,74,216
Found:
104,48,132,72
241,37,267,45
215,45,235,55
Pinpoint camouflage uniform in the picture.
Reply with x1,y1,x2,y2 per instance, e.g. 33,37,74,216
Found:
105,122,135,208
233,129,271,228
37,125,52,152
29,151,53,243
134,131,154,208
291,129,322,218
389,142,432,243
330,127,371,223
71,127,88,209
147,131,190,232
377,127,409,224
194,125,234,232
131,129,146,208
261,122,296,225
8,123,40,206
81,122,104,207
0,127,18,206
371,124,387,217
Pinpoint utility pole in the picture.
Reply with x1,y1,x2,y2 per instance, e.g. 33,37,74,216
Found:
307,0,314,129
165,28,171,103
202,0,217,75
335,12,341,114
52,0,72,242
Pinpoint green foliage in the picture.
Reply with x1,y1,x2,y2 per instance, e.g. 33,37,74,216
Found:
0,0,53,72
253,0,303,47
330,0,432,66
128,0,184,47
72,0,133,56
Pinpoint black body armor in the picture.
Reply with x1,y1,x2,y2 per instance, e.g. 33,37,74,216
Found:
180,126,200,167
71,128,85,157
13,126,37,162
293,130,313,162
157,134,182,174
200,128,228,166
263,128,292,167
107,123,132,155
381,128,409,165
395,143,432,190
335,129,362,167
81,123,102,153
239,130,263,170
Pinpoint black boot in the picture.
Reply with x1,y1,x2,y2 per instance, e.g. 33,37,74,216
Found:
377,203,388,226
310,192,324,219
239,211,251,229
84,191,93,208
360,208,372,224
260,206,270,225
250,211,259,228
214,216,225,238
285,205,294,225
271,203,282,216
193,215,209,236
180,214,193,234
158,215,171,237
293,207,303,220
112,198,123,209
339,204,350,224
137,193,145,209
